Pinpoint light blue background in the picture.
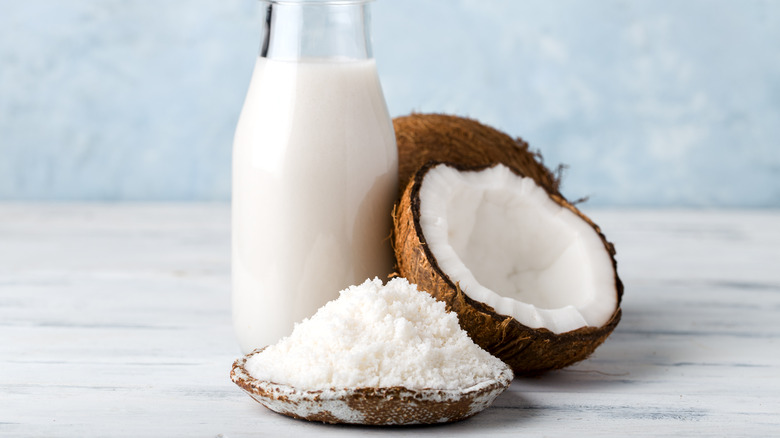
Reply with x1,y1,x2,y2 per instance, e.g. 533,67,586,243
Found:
1,0,778,206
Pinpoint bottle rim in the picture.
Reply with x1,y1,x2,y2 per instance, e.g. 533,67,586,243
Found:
262,0,373,5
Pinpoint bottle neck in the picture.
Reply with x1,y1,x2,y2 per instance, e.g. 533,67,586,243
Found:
260,1,373,61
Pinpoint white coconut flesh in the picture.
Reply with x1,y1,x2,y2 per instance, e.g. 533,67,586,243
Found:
418,164,618,334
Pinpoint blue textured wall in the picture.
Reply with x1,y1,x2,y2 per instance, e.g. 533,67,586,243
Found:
1,0,779,206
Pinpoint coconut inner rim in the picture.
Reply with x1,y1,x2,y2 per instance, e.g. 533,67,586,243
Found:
418,163,617,334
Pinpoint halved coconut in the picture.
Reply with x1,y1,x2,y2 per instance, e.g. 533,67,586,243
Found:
393,161,622,375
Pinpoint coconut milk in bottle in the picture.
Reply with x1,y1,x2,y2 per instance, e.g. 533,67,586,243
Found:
232,1,398,353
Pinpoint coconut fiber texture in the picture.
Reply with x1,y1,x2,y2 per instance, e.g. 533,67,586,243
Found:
391,114,623,375
393,113,561,195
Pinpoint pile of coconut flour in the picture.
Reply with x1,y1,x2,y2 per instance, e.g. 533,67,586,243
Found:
244,277,509,390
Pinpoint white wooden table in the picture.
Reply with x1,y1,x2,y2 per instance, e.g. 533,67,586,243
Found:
1,204,778,437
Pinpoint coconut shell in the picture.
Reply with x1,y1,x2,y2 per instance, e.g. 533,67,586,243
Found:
392,159,623,376
231,348,513,425
393,113,561,195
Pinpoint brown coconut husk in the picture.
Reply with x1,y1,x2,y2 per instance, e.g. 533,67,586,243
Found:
393,113,561,195
391,115,623,375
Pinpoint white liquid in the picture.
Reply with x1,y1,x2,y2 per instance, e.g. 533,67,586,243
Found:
232,57,398,353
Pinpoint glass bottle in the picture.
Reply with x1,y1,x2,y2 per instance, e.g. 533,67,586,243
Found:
232,0,398,353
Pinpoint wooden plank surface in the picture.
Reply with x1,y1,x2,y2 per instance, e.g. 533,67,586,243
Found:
1,204,778,437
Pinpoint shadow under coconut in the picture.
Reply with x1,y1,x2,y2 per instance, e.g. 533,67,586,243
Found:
510,303,689,393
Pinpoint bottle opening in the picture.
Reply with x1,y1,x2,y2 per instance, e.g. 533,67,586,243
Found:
265,0,373,4
260,0,373,61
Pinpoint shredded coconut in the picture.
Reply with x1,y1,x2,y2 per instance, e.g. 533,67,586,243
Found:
244,277,510,390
